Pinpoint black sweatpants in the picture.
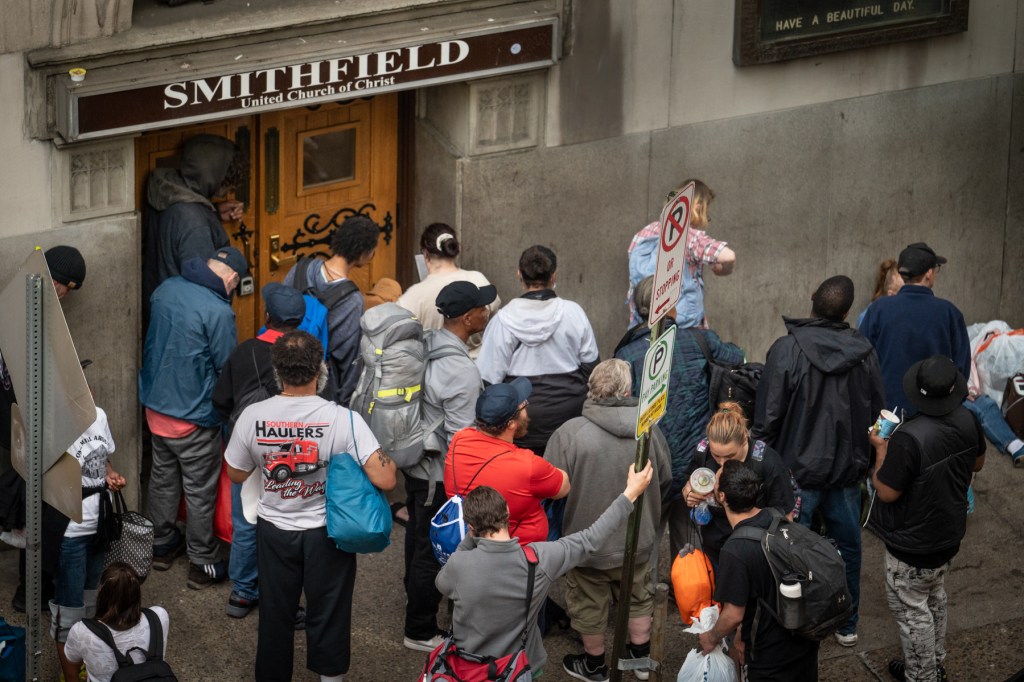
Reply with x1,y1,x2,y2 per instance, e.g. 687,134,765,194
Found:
255,519,356,681
403,476,444,640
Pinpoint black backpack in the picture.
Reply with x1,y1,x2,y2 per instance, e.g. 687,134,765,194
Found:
728,509,852,649
687,328,763,422
81,609,177,681
291,256,360,310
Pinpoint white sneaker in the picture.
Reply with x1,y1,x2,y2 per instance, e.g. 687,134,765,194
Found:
404,634,444,652
834,631,858,647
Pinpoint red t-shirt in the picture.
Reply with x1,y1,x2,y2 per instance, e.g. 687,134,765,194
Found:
444,427,564,546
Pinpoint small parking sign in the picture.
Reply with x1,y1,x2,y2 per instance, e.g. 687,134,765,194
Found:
635,325,676,440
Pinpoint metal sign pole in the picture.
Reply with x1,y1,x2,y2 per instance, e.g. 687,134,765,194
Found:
24,274,44,681
610,317,662,682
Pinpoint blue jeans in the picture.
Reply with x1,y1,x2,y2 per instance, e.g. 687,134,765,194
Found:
797,485,862,635
229,482,259,601
963,396,1018,454
54,535,104,608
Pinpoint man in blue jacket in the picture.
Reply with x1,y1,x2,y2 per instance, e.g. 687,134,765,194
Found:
139,246,246,589
860,243,970,416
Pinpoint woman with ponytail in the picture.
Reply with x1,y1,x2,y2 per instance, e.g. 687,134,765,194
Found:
681,401,797,570
397,223,500,356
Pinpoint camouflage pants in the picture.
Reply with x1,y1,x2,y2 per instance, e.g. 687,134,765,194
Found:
884,550,949,682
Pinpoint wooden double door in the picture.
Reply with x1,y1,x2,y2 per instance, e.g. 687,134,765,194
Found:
135,95,398,340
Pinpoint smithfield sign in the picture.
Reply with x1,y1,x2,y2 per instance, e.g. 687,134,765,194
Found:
56,21,556,141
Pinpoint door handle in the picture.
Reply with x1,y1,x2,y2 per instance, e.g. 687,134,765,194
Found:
269,234,295,272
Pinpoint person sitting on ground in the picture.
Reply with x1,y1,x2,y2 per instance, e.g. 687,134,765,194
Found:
476,245,599,455
698,460,820,681
626,179,735,328
436,462,654,677
397,223,500,357
683,402,795,571
545,359,672,682
63,562,170,682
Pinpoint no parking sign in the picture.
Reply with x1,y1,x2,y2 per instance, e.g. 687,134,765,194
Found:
649,181,695,326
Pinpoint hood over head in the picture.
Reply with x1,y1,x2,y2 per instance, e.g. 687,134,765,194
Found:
784,316,875,374
147,134,236,211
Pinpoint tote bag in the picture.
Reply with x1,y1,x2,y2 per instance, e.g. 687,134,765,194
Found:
103,490,155,581
325,409,392,554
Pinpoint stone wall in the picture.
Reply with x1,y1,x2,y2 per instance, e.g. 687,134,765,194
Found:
419,73,1024,361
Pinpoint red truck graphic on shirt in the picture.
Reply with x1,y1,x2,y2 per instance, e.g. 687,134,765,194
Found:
263,440,323,482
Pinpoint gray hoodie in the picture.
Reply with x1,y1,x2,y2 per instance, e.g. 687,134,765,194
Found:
546,398,673,568
436,495,633,672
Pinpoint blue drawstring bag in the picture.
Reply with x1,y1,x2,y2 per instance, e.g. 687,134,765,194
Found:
325,410,392,554
0,617,25,682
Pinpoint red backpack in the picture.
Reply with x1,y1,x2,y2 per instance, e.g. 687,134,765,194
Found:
420,546,538,682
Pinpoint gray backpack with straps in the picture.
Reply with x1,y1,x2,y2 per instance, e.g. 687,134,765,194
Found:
349,303,462,470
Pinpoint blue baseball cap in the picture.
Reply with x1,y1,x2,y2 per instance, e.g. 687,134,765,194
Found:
262,282,306,325
476,377,532,426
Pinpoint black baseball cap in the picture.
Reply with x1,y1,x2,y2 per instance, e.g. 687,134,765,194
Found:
475,377,531,426
897,243,947,279
436,281,497,319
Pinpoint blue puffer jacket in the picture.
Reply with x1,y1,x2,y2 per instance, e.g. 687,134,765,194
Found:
139,258,237,427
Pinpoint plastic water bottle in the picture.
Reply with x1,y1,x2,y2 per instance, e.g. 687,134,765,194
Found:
691,501,712,526
779,580,803,629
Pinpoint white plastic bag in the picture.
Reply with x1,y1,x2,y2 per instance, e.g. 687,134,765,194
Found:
975,329,1024,405
677,605,739,682
677,647,736,682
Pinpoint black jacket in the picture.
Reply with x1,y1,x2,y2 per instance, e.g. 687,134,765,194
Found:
752,317,885,489
142,135,236,323
867,406,984,555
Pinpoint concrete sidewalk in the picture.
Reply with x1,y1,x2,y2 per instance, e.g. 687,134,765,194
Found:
2,446,1023,681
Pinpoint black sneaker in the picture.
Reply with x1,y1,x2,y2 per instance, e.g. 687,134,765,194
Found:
294,606,306,631
563,653,609,682
186,561,227,590
151,531,186,571
225,592,258,618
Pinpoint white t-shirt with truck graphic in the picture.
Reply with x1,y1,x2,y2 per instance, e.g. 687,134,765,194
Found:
225,394,379,532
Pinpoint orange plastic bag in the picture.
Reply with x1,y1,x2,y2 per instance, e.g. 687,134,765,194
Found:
671,545,715,626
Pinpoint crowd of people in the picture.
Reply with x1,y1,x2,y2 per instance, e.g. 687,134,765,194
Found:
0,137,1017,682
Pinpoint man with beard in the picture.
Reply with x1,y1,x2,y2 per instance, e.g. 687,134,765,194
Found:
443,378,570,546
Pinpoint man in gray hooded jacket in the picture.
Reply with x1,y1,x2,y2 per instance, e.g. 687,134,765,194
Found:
545,359,672,681
143,134,246,320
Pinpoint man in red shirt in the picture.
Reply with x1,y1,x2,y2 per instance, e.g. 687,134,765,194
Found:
444,377,570,545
